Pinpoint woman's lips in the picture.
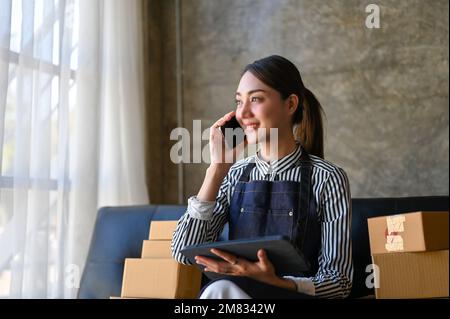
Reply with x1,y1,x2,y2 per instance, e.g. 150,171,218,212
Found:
244,123,260,130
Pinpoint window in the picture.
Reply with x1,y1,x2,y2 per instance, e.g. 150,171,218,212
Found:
0,0,79,298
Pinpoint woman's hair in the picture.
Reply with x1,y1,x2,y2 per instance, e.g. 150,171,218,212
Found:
242,55,325,159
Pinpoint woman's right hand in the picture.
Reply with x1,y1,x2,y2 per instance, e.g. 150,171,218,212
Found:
197,111,246,202
209,111,247,168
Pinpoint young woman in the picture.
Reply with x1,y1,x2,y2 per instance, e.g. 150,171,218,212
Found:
171,55,353,299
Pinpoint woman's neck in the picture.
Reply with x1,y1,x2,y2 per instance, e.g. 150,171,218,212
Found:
259,133,297,163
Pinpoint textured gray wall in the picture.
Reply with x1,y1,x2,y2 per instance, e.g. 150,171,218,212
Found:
167,0,449,201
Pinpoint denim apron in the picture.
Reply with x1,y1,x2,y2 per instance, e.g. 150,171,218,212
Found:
199,147,321,299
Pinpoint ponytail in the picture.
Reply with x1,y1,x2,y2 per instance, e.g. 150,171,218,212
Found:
294,88,325,159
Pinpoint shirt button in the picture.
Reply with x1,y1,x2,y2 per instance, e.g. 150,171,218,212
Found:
288,211,293,216
240,208,244,213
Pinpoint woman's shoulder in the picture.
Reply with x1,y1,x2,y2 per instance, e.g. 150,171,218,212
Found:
309,154,349,178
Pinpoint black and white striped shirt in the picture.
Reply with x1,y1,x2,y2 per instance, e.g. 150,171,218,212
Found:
171,144,353,298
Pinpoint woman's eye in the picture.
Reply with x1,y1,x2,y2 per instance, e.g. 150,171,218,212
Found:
251,97,262,102
235,99,242,106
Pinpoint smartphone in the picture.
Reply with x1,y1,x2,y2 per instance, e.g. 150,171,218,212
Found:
220,115,245,149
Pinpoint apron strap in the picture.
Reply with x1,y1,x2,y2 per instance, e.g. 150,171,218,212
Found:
238,162,256,182
295,146,314,251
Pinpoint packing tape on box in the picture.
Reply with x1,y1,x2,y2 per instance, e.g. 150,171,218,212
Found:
385,215,405,252
386,215,405,233
385,235,404,251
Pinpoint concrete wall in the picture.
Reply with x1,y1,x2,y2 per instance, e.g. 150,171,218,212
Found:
146,0,449,203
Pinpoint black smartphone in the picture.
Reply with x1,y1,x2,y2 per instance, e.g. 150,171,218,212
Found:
220,115,245,149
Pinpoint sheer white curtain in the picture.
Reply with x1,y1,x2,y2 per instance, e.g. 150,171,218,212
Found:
0,0,149,298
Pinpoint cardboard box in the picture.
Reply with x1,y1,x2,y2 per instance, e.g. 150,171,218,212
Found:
121,258,202,299
141,240,173,258
368,211,449,254
149,221,179,240
372,250,449,299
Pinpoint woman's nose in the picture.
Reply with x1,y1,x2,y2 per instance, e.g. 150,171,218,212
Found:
239,100,253,118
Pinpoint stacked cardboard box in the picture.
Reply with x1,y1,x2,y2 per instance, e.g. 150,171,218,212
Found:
113,221,202,299
367,211,449,299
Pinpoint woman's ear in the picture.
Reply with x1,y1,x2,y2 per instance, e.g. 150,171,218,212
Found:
286,94,299,116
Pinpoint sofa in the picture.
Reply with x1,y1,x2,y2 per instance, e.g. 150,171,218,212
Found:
78,196,449,299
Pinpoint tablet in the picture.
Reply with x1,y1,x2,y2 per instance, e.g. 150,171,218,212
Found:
180,235,310,280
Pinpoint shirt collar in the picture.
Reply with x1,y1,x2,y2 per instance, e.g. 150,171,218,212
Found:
254,142,302,176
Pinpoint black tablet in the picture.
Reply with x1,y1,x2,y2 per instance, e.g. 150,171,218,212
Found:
180,235,310,280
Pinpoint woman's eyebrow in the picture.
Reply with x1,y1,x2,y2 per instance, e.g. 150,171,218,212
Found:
235,89,267,96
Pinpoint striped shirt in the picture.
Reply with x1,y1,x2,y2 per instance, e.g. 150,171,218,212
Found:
171,143,353,298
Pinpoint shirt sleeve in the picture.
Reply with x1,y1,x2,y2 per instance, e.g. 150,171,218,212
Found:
171,169,233,265
285,167,353,298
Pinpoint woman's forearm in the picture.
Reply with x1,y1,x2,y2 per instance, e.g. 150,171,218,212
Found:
197,164,232,202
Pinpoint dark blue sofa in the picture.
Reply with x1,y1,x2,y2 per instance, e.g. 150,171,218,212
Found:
78,196,449,299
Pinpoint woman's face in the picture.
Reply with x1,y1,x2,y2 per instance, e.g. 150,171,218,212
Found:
235,71,294,145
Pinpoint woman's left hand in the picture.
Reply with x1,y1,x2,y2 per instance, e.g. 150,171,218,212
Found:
194,249,296,290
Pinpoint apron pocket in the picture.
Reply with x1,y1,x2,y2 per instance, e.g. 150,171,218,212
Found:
235,207,295,240
233,208,266,239
264,208,295,240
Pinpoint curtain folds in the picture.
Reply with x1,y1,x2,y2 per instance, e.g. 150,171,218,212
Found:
0,0,149,298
